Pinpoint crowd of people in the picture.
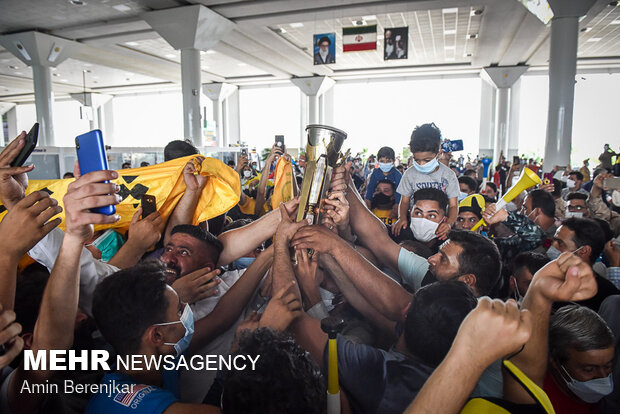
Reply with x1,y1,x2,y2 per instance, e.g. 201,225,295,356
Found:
0,122,619,414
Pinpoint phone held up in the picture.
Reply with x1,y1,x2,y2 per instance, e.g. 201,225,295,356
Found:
141,195,157,219
275,135,285,152
11,123,39,167
75,130,116,216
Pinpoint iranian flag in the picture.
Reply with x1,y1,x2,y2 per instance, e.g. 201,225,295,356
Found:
343,25,377,52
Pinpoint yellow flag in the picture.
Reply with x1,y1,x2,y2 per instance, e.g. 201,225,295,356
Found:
0,155,240,231
271,156,294,210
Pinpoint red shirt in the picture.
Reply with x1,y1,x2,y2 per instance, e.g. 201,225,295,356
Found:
543,372,599,414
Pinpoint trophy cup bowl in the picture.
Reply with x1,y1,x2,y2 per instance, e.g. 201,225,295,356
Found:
296,124,348,224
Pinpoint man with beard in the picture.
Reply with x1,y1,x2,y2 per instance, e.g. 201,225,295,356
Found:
161,224,274,402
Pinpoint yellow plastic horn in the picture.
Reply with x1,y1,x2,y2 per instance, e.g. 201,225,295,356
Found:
471,167,542,231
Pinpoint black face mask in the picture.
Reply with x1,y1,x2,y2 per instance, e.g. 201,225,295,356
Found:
371,192,394,209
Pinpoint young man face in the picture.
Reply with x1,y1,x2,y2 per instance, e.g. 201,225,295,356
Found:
455,211,479,231
410,199,445,223
482,184,497,199
427,240,462,281
567,198,589,217
161,233,217,283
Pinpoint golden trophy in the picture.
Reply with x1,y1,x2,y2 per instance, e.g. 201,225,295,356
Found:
296,124,348,225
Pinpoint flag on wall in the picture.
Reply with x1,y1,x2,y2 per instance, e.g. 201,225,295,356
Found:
343,25,377,52
0,155,240,232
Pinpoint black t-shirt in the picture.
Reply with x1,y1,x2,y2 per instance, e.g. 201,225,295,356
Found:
323,335,433,414
554,274,620,313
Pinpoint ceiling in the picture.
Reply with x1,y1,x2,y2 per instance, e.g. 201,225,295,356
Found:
0,0,617,103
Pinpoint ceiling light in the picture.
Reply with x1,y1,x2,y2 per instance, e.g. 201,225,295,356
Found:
362,15,377,21
351,19,367,26
290,22,304,28
113,4,131,12
444,29,457,35
60,79,69,82
14,72,23,75
471,9,483,16
445,45,456,50
443,8,458,14
53,73,60,77
48,43,63,63
467,34,479,39
165,54,176,58
124,41,139,46
276,27,287,34
206,50,216,54
464,53,473,57
14,41,31,61
69,0,86,5
587,37,602,42
8,65,19,70
611,20,620,24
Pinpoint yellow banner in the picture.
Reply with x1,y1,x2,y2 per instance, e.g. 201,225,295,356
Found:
0,155,240,231
271,156,294,210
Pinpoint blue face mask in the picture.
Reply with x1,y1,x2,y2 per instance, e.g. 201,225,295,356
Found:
561,365,614,403
378,162,393,173
91,229,125,262
232,256,255,270
412,157,439,174
546,245,562,261
458,191,469,202
154,304,194,357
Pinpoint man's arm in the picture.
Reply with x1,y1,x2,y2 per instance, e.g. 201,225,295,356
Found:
216,198,298,267
503,252,597,404
254,145,280,217
163,157,208,245
291,225,412,322
9,169,121,414
405,298,532,414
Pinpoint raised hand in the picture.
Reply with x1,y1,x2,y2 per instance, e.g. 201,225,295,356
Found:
529,251,597,303
63,170,121,244
0,191,62,257
323,191,349,228
0,304,24,370
290,223,341,254
275,203,307,245
391,217,408,237
0,132,34,209
171,267,221,304
295,246,322,290
127,208,163,251
481,203,508,225
183,156,208,193
259,281,303,331
452,298,532,365
329,164,350,193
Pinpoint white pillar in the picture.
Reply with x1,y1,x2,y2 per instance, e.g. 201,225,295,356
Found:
308,94,319,125
32,64,54,146
478,79,496,158
181,48,202,147
543,0,596,171
6,106,17,141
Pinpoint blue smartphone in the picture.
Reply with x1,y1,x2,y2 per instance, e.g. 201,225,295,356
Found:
75,130,116,216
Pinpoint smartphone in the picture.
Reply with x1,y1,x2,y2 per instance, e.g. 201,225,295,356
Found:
441,139,464,152
543,172,554,185
10,123,39,167
513,156,521,165
241,148,248,157
141,195,156,219
75,130,116,216
603,177,620,190
275,135,285,151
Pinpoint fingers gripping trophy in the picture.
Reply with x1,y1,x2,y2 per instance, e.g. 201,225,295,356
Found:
296,124,349,225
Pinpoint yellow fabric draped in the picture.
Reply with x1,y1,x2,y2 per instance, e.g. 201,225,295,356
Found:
271,156,294,210
0,155,240,231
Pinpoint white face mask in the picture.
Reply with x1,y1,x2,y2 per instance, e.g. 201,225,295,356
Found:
561,365,614,403
243,170,252,178
564,211,583,219
410,217,440,242
547,245,562,261
612,190,620,208
567,179,576,189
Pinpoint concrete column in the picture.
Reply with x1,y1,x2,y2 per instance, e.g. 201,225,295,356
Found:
70,92,113,131
508,78,522,159
322,87,335,126
291,76,335,133
0,32,76,147
0,103,16,145
478,79,496,158
6,106,17,141
299,91,307,149
481,66,528,165
227,89,240,145
143,4,235,148
31,65,55,146
543,0,596,171
203,82,237,148
181,48,202,146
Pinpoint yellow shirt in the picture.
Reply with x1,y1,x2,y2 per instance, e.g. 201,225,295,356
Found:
372,208,395,226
